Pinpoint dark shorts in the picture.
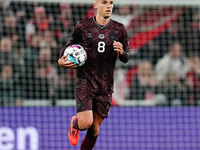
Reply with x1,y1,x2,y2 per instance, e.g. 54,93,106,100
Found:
75,91,112,118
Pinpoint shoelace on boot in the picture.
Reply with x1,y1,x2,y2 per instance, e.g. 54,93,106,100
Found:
70,127,79,136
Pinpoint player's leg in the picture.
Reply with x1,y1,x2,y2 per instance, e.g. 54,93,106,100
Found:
77,110,93,130
68,110,93,146
81,94,112,150
68,92,93,146
80,111,104,150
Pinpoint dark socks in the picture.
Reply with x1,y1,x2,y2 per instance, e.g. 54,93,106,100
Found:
73,117,86,131
80,132,98,150
72,117,79,130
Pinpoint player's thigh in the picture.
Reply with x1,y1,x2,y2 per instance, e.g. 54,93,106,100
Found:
77,110,93,129
93,111,104,127
76,88,94,128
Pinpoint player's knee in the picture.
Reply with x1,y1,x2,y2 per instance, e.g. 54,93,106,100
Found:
92,128,100,136
90,123,101,136
78,118,93,130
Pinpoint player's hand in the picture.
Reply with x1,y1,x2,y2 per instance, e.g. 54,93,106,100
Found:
58,55,77,69
113,40,123,55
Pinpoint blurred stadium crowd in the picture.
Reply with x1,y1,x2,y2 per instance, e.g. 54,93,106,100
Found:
0,0,200,106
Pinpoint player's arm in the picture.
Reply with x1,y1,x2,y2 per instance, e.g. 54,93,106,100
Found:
113,40,129,63
58,22,82,68
113,24,130,63
58,43,77,69
118,49,130,63
58,55,77,69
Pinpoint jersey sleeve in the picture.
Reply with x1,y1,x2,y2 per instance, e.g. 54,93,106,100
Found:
59,22,82,58
119,25,130,52
118,25,130,63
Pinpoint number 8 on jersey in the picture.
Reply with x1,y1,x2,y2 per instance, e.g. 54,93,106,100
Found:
98,41,105,53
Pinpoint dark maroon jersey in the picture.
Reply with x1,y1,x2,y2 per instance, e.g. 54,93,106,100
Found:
60,17,130,100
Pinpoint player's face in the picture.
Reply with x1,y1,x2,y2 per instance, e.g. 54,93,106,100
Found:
94,0,114,19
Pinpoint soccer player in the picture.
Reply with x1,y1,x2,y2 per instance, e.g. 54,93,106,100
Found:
58,0,130,149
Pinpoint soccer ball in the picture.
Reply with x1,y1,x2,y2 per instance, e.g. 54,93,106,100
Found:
64,44,87,67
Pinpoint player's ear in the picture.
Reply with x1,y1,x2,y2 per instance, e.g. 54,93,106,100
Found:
93,2,98,9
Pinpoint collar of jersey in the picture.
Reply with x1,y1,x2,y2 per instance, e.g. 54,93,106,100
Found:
93,16,111,29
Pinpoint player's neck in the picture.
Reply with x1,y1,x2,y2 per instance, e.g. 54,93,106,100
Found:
95,14,110,26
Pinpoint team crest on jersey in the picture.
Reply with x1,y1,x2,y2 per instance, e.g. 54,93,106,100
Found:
109,32,117,41
87,32,93,39
99,34,105,39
